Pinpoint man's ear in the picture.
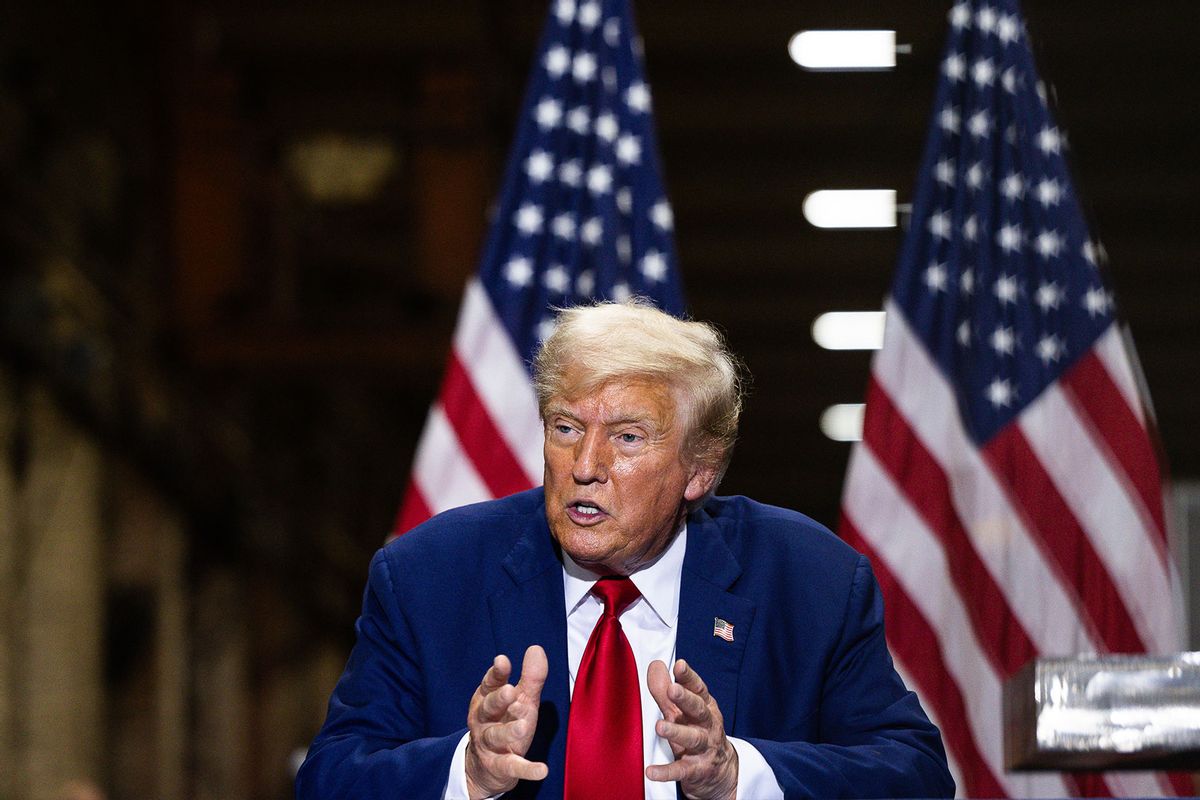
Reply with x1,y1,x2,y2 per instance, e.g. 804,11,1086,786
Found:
684,463,718,503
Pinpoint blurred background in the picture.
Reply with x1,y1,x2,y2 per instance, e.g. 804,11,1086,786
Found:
1,1,1196,798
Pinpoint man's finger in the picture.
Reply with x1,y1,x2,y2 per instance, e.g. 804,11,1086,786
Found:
493,752,550,782
647,659,680,720
645,760,689,783
476,717,532,752
672,659,710,699
478,683,518,720
516,645,548,700
480,655,513,693
668,681,711,723
656,719,709,753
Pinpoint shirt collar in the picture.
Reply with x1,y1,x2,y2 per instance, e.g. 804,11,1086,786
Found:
561,522,687,629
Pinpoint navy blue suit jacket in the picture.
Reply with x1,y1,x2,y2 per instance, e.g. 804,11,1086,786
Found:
296,489,954,799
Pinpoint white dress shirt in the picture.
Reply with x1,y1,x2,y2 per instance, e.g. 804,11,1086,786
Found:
443,526,784,799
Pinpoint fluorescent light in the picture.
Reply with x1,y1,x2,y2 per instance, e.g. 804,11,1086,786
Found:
812,311,886,350
820,404,866,442
788,30,896,71
803,189,896,229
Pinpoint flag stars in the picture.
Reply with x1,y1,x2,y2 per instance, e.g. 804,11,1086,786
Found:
572,51,598,83
1034,229,1064,259
965,162,985,190
616,187,633,215
939,105,961,134
1036,334,1065,365
651,199,674,231
1083,286,1112,318
1001,67,1019,94
1035,281,1064,311
525,150,554,183
504,256,534,287
544,46,570,78
626,81,651,113
558,159,583,187
935,157,956,186
551,213,576,240
944,54,966,81
990,325,1016,355
1037,126,1063,155
1036,178,1063,207
611,281,632,302
514,203,544,235
641,249,668,282
986,378,1015,408
997,223,1023,254
534,97,563,130
976,6,998,34
950,2,972,29
957,320,972,347
586,164,613,195
971,58,996,88
960,268,975,295
577,0,601,30
580,217,603,246
967,110,991,139
576,270,595,298
543,265,570,293
616,234,632,264
603,18,621,47
924,262,949,292
566,106,590,135
553,0,575,25
1000,172,1024,200
602,67,618,93
594,113,619,143
994,273,1019,304
1082,240,1106,266
537,316,558,343
962,214,979,241
616,133,642,166
998,14,1020,44
928,210,952,240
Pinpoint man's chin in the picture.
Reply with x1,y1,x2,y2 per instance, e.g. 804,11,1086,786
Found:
552,528,624,575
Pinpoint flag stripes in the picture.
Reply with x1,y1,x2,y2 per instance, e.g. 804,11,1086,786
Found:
839,3,1187,793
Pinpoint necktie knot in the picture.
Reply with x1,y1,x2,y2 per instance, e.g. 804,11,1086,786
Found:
592,576,641,618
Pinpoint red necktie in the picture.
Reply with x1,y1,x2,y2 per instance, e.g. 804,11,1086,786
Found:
564,576,644,799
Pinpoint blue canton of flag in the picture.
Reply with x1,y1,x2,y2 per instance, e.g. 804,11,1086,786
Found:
480,0,685,367
892,0,1112,445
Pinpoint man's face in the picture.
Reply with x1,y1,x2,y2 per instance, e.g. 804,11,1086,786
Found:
542,375,716,576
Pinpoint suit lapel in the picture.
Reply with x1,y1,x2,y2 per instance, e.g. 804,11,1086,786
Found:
676,508,757,731
488,505,570,796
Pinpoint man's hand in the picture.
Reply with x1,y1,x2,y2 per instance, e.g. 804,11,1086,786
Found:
464,645,549,800
646,658,739,800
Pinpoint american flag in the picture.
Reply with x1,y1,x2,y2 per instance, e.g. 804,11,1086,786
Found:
838,1,1191,797
712,617,735,642
394,0,685,535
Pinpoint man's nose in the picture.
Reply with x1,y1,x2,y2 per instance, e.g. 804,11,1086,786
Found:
572,429,609,483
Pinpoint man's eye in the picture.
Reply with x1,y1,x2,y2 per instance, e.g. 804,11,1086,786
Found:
618,433,643,444
555,424,575,435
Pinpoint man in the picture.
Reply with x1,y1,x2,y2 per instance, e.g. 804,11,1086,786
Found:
297,301,954,799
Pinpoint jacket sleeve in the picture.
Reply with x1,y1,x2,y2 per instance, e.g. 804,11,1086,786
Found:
295,549,466,800
744,556,956,799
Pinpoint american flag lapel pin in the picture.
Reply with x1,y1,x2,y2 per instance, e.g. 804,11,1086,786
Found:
712,617,734,642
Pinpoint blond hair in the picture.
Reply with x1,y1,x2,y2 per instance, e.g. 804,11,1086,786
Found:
533,299,743,485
